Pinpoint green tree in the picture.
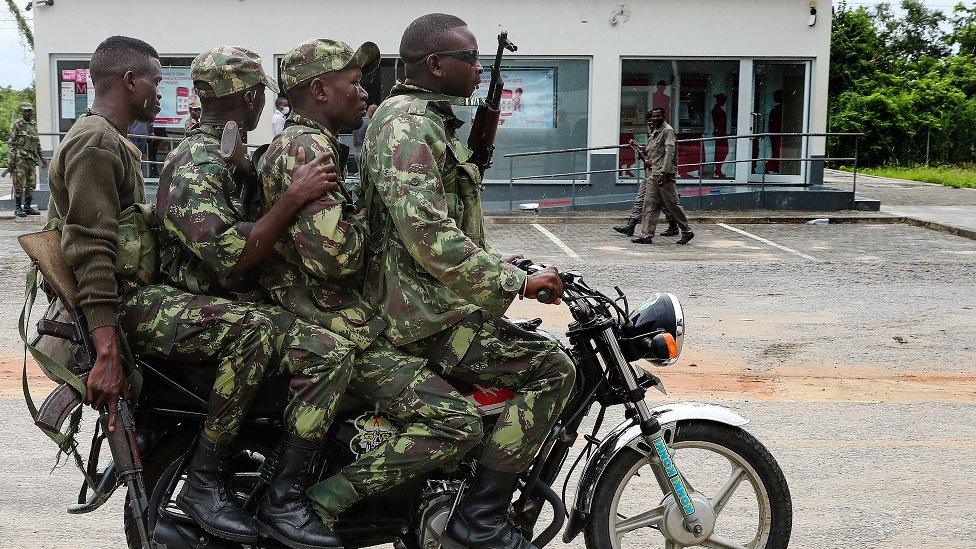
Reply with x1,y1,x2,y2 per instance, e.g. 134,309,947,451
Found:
875,0,950,62
3,0,33,50
951,3,976,56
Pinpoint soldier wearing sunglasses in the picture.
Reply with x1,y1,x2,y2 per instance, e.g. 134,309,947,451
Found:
360,12,575,549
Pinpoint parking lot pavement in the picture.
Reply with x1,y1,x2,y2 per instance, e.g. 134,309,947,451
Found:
488,221,976,266
2,218,975,548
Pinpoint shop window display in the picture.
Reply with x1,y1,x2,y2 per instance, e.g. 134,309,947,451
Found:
620,59,738,180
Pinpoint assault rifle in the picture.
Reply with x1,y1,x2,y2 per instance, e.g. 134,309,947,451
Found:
19,229,155,548
467,31,518,176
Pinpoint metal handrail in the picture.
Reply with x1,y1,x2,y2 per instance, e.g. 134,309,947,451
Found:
504,131,864,211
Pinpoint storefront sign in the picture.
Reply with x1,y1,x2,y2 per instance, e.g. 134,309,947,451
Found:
476,68,556,129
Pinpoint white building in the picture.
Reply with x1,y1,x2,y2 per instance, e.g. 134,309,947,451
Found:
32,0,833,195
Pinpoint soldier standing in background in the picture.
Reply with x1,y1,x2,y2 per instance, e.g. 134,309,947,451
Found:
152,46,355,548
260,38,483,535
630,108,694,245
362,13,576,549
184,97,201,132
8,102,47,216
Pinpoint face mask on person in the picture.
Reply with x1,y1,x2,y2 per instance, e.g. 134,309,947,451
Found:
281,107,291,116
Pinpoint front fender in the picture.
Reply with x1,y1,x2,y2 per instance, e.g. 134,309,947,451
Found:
561,402,748,543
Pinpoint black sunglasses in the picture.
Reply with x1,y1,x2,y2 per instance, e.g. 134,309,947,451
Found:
414,48,480,66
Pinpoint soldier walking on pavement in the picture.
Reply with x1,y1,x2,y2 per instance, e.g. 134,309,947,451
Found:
630,108,694,245
260,38,484,535
8,102,47,216
612,174,677,237
362,13,577,549
152,46,356,548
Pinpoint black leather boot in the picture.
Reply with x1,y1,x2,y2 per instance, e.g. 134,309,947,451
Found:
677,231,696,245
660,221,679,237
24,194,40,215
442,466,536,549
256,434,343,549
613,218,638,237
14,198,25,218
176,435,259,543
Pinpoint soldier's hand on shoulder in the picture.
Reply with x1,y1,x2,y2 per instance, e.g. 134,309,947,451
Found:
287,147,339,205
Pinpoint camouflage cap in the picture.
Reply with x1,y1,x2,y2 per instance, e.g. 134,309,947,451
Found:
19,102,33,111
191,46,279,99
280,39,380,91
188,97,201,109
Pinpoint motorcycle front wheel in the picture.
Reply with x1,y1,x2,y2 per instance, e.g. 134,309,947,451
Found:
583,420,792,549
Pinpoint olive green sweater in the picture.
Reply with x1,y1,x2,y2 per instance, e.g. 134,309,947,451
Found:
47,112,144,329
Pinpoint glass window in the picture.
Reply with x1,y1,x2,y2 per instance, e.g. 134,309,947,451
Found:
620,59,738,180
752,62,806,176
282,57,590,182
55,56,195,178
458,58,590,182
358,57,589,182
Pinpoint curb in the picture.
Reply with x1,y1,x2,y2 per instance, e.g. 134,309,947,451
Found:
487,214,903,225
487,213,976,242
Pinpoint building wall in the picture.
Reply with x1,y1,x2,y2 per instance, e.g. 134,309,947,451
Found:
33,0,831,163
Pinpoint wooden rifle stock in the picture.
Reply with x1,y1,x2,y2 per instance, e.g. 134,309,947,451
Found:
468,31,517,176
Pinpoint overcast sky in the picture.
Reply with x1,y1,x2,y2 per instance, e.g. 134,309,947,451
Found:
0,1,973,91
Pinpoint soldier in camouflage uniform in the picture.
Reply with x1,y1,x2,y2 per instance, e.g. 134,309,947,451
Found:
147,46,351,548
184,97,201,132
362,14,576,549
260,39,484,531
8,102,47,216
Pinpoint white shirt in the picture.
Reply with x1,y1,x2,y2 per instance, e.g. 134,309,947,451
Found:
272,110,287,136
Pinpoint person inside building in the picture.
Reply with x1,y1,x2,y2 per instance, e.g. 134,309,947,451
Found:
271,95,290,136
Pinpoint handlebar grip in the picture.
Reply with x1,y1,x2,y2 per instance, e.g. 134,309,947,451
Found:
536,289,553,304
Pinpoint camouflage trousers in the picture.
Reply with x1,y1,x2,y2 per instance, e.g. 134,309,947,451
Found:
11,161,37,199
424,317,577,473
308,335,483,516
119,284,354,443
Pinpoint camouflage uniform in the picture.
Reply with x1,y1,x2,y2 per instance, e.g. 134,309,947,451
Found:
139,47,354,444
8,103,43,201
261,40,483,516
362,83,576,473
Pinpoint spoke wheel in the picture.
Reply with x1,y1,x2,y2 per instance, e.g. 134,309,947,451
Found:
583,420,791,549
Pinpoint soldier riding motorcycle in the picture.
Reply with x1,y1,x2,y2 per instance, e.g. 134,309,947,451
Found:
22,233,792,548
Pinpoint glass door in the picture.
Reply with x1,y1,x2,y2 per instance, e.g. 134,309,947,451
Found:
751,62,809,182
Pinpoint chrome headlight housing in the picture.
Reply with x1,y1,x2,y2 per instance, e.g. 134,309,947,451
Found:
620,292,685,366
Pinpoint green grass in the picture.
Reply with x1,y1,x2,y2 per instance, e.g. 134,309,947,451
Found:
842,165,976,189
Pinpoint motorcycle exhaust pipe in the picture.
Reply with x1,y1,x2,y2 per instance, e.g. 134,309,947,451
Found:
529,480,566,548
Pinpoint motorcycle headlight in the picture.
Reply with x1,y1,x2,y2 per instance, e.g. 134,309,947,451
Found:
620,292,685,366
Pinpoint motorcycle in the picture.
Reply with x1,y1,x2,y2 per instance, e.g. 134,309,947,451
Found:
31,260,792,549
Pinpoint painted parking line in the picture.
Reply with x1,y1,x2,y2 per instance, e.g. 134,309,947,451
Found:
531,223,581,259
716,223,820,261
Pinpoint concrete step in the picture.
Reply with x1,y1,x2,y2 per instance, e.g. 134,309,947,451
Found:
853,196,881,211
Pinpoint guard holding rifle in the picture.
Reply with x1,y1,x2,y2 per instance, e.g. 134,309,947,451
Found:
361,13,576,549
629,108,694,245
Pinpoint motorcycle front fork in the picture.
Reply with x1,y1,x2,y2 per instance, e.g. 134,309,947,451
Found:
600,328,706,539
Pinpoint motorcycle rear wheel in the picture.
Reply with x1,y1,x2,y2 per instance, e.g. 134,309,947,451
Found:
583,420,791,549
